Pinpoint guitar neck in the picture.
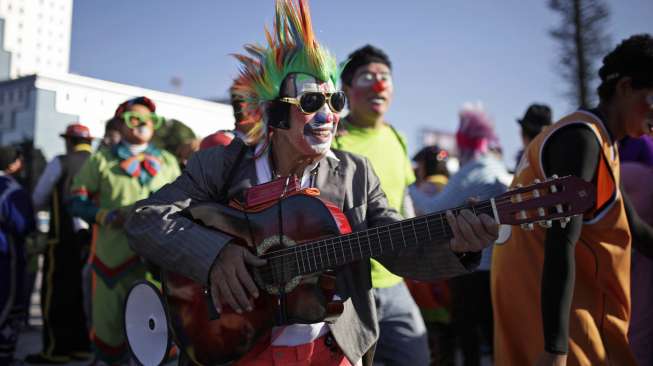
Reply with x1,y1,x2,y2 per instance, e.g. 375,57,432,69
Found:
285,201,495,277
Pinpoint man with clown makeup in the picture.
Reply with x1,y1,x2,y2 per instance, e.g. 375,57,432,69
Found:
69,97,180,365
333,45,429,366
126,1,497,365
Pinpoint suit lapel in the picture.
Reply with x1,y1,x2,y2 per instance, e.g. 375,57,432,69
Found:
316,154,346,210
224,151,258,202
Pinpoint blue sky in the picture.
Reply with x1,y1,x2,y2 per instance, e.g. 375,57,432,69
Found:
70,0,653,166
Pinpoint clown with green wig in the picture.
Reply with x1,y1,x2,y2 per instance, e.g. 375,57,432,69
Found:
126,1,497,365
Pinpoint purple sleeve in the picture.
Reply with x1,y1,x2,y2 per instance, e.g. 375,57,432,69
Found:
619,136,653,166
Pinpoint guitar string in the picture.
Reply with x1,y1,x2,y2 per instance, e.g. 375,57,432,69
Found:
257,218,449,280
256,199,516,281
255,185,573,281
257,200,576,282
260,178,558,262
261,194,513,262
256,217,471,283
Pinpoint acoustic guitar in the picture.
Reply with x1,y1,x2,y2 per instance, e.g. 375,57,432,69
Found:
162,175,595,365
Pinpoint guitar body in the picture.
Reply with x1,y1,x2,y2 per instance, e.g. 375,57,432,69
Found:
163,194,352,365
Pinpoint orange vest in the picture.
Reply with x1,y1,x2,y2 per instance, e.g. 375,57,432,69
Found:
491,110,635,366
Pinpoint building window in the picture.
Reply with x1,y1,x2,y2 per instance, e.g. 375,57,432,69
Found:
10,110,18,129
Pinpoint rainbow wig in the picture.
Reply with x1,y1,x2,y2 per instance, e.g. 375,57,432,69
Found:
232,0,341,143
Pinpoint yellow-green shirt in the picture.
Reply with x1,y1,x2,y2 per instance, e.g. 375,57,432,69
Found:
332,121,415,288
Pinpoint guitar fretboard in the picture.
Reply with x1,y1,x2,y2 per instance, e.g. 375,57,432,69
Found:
263,203,494,283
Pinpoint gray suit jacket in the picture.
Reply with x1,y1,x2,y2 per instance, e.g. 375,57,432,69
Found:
125,139,478,365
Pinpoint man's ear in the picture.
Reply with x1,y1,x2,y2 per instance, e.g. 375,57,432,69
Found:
615,76,634,98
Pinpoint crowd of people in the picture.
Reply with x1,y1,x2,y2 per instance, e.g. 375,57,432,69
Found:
1,1,652,365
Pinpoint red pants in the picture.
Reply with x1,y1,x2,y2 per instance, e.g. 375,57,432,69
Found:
234,334,352,366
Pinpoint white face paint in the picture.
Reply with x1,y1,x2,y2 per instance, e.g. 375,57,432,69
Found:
137,125,154,141
281,74,340,156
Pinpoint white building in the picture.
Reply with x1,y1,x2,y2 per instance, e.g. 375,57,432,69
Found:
0,0,235,159
0,0,72,78
0,72,235,159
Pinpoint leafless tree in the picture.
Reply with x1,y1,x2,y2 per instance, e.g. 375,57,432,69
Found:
549,0,610,108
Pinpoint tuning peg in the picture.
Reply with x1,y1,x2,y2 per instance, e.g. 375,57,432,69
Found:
539,220,553,228
559,217,571,228
550,174,559,180
521,223,535,231
533,178,541,184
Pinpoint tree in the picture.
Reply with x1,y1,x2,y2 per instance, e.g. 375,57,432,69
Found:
549,0,610,108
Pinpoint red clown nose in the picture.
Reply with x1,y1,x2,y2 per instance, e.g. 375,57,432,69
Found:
372,80,387,93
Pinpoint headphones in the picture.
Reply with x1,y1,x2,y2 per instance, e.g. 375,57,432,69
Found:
266,98,291,130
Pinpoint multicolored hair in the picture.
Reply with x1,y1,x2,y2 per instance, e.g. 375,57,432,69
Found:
231,0,341,143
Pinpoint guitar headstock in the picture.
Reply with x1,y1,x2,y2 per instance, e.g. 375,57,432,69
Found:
493,175,595,230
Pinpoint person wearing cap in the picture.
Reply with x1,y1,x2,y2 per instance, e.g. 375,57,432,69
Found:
25,124,95,364
68,97,180,365
0,145,34,366
414,104,511,366
331,44,429,366
515,103,552,168
493,34,653,366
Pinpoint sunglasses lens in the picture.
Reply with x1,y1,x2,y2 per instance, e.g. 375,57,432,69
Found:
330,92,346,112
122,112,136,128
151,114,164,129
299,93,326,113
